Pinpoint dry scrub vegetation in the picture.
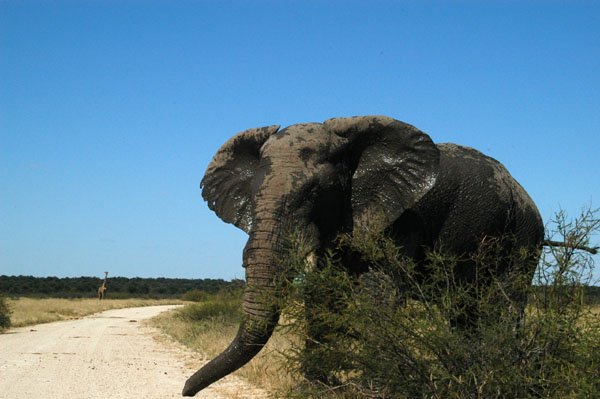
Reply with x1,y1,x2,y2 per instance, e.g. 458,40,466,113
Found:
152,207,599,398
6,297,182,328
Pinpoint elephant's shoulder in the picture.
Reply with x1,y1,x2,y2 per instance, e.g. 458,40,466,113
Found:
434,143,513,204
435,143,538,216
436,143,508,178
437,143,496,165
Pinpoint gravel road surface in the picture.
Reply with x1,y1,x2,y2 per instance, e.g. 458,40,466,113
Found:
0,305,266,398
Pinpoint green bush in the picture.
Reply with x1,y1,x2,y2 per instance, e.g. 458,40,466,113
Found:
182,289,210,302
275,207,600,399
0,295,11,330
177,289,243,324
178,301,243,323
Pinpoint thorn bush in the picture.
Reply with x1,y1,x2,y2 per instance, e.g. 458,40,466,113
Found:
273,207,600,399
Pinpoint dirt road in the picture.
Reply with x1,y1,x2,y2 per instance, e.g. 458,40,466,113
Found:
0,305,266,399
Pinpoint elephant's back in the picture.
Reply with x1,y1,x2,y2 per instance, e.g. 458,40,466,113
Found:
412,143,543,251
436,143,540,221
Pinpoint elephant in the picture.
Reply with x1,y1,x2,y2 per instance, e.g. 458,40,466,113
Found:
182,115,544,396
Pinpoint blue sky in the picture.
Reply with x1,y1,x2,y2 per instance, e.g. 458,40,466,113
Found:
1,1,598,281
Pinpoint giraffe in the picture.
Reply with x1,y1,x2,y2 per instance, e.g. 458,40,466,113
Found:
98,271,108,300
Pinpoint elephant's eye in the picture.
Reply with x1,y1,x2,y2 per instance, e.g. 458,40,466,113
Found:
299,148,316,162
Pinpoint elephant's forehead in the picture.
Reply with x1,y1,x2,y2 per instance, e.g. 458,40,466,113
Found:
261,123,330,155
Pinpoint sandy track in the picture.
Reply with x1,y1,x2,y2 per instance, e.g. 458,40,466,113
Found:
0,305,266,399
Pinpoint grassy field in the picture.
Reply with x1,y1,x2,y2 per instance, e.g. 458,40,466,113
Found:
6,297,183,328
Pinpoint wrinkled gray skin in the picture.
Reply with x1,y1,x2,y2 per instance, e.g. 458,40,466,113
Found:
182,115,544,396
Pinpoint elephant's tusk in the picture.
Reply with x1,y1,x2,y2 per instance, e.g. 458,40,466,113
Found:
305,252,317,272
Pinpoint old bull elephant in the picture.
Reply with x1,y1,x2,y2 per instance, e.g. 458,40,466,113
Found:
182,115,544,396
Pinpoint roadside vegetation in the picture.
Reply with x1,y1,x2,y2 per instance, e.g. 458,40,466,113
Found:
151,288,296,392
153,207,599,398
272,207,600,398
6,297,183,328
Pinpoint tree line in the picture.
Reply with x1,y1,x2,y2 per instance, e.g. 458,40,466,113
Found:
0,275,245,299
1,274,598,302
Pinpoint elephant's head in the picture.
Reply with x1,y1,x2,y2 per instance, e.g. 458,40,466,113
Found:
182,115,439,396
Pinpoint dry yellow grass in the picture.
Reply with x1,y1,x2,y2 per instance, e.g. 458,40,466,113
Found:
238,325,297,392
151,308,297,393
8,297,183,328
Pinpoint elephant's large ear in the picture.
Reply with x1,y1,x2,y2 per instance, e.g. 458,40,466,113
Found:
324,115,439,229
201,125,280,233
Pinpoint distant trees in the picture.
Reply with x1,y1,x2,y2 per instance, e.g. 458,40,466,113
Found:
0,275,245,299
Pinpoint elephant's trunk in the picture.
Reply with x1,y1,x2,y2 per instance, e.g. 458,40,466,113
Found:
182,219,285,396
181,319,277,396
